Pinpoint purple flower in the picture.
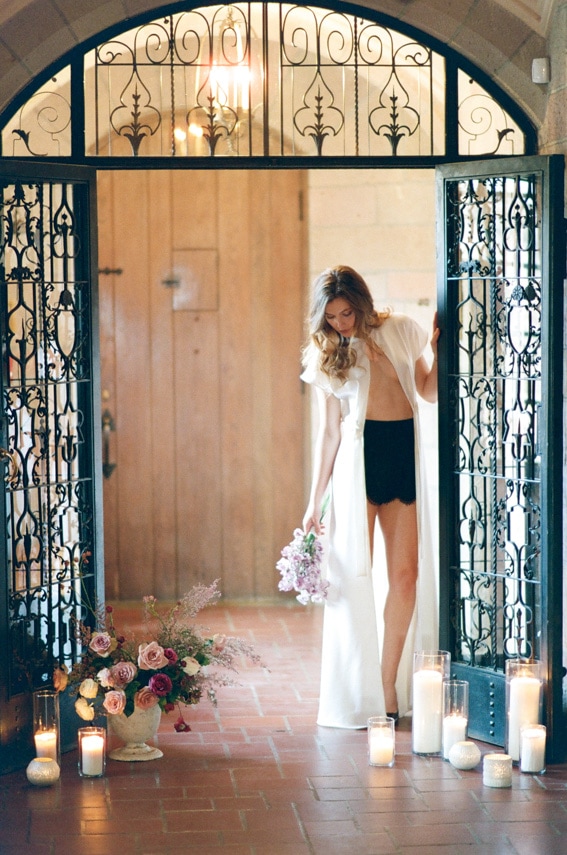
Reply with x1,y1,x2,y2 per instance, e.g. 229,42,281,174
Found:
148,672,173,697
164,648,178,664
276,528,329,604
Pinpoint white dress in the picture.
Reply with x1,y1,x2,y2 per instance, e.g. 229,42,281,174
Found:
301,313,438,728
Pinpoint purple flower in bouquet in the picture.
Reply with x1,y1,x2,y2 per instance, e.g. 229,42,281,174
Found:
277,528,329,604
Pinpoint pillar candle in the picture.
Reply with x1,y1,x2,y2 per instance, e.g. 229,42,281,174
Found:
520,726,546,773
80,734,105,776
442,714,468,760
34,730,58,762
369,728,394,766
412,669,443,753
508,676,541,761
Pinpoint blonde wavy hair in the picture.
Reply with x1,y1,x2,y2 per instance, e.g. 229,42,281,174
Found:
303,266,390,381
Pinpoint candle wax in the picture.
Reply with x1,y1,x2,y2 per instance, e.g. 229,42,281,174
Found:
508,676,540,761
81,734,105,776
412,669,443,753
34,730,58,762
369,728,394,765
520,728,546,773
442,715,468,759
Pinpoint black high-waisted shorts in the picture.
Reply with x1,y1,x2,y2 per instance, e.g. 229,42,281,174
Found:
363,418,416,506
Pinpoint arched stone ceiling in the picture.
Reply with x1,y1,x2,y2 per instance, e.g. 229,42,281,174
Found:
0,0,553,123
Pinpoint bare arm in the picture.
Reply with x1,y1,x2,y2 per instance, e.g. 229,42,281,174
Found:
302,387,341,535
415,314,439,404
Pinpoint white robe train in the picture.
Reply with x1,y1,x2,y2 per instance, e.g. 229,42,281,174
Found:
301,313,439,728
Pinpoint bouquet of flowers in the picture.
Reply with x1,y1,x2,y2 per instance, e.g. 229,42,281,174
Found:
276,527,329,605
53,579,261,732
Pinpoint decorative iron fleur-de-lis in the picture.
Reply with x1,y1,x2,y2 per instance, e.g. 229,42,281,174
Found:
109,77,161,156
369,86,419,156
293,73,344,156
187,90,238,156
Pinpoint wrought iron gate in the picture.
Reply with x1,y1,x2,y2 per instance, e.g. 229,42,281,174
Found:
437,155,565,761
0,162,102,773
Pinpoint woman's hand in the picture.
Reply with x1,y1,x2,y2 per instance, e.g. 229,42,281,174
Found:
430,311,440,358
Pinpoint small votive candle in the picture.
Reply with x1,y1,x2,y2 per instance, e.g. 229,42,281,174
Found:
520,724,546,774
78,727,106,777
483,753,512,788
367,716,395,767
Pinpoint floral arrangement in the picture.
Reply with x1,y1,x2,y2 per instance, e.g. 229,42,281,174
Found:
53,579,261,732
276,528,329,605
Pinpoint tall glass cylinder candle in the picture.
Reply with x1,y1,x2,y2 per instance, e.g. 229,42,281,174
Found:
33,689,60,766
442,680,469,760
520,724,546,774
412,651,450,755
367,716,395,767
78,727,106,778
505,659,542,762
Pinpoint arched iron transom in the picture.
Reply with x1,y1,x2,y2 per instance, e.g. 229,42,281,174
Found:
0,2,534,163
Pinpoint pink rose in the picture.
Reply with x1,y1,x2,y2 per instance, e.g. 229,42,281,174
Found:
211,634,226,654
137,641,168,670
109,661,137,688
97,667,112,688
148,673,173,697
102,689,126,715
89,631,115,658
134,687,160,710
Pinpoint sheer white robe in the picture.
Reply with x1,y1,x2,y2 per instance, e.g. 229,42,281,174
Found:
301,313,438,728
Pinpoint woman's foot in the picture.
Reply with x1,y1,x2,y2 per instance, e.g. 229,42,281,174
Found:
386,710,399,725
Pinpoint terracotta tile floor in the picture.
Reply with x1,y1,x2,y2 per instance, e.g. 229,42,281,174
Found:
1,601,567,854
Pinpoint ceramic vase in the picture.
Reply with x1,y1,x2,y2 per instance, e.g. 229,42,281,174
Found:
108,705,163,761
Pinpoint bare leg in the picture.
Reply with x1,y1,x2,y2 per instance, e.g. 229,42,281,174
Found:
368,499,418,714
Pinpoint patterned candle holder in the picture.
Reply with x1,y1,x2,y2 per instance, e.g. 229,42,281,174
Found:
33,689,60,767
505,659,542,762
412,651,450,755
26,757,60,787
483,753,512,788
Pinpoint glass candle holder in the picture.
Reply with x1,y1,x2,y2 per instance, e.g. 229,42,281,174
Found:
505,659,542,762
520,724,546,774
442,680,469,760
412,651,450,755
367,716,395,767
78,726,106,778
483,753,512,788
33,689,60,766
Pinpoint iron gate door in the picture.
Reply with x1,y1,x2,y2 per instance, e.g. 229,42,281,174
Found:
0,162,102,774
436,155,565,761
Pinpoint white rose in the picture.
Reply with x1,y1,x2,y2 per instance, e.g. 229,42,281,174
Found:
75,697,95,721
79,678,99,699
182,657,201,676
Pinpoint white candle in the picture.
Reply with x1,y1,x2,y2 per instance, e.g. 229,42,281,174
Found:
34,730,58,762
508,676,541,761
520,727,546,773
81,734,105,776
412,669,443,753
442,714,468,759
369,728,394,765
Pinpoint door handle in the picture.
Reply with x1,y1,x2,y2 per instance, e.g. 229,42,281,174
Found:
102,410,116,479
0,447,18,487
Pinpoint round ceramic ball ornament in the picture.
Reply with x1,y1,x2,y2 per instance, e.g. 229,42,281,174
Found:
448,740,481,770
26,757,60,787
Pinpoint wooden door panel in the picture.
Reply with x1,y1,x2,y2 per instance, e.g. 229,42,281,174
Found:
99,168,307,600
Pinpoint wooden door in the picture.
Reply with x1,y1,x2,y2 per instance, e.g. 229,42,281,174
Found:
98,169,307,601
